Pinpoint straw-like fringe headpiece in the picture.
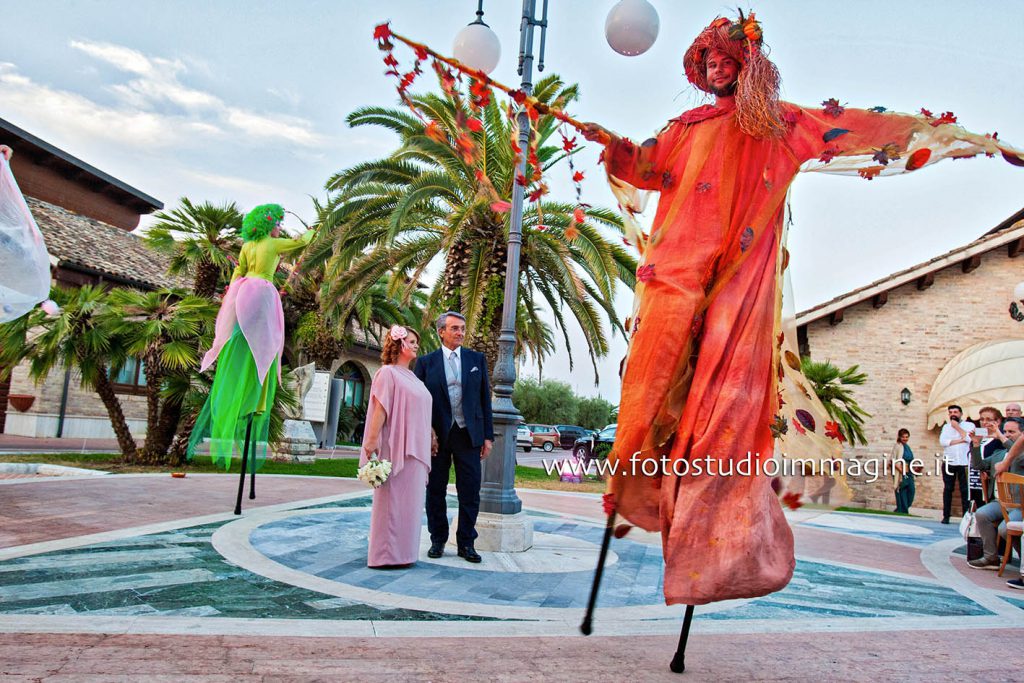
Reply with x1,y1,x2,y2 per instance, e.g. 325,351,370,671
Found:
682,11,786,139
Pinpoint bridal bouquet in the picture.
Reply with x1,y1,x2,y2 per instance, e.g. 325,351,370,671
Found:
357,453,392,488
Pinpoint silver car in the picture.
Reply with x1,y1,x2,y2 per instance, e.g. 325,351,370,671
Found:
517,425,533,452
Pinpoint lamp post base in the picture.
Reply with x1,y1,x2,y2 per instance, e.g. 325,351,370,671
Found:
463,511,534,553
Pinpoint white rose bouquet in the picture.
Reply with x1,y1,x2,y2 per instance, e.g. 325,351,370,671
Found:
358,453,392,488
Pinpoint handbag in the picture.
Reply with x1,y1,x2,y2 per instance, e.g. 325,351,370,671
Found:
959,501,979,542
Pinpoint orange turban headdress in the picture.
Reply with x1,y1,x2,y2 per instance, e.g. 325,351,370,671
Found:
682,11,786,139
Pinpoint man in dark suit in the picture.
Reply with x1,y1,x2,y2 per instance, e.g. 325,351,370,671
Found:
414,311,494,562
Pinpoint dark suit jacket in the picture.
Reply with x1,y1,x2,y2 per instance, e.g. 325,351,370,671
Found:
414,346,494,450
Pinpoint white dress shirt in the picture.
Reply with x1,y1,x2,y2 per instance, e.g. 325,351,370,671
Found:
939,420,975,466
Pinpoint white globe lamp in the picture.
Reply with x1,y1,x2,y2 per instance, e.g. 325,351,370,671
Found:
1015,281,1024,302
605,0,660,56
453,20,501,74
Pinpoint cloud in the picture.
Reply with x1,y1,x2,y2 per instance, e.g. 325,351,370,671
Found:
225,108,318,146
59,39,323,146
0,62,174,148
69,40,155,76
185,170,281,197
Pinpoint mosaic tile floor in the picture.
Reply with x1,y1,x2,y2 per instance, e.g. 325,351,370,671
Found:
0,490,1013,632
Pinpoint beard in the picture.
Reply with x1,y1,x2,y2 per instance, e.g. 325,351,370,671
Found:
709,80,737,97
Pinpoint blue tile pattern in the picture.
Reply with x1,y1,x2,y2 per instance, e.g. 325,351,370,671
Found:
250,510,666,608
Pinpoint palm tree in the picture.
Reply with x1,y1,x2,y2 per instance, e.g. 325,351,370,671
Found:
0,285,137,458
107,288,218,462
314,74,635,378
142,198,242,298
800,357,872,446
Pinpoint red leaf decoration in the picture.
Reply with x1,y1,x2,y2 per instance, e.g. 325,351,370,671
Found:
931,111,957,127
490,201,512,213
565,225,580,241
905,148,932,171
573,207,586,224
414,45,428,61
821,98,845,118
791,417,806,435
825,420,846,443
602,493,616,516
373,23,392,41
637,264,656,282
572,171,585,183
782,492,804,511
424,121,445,143
466,118,483,132
1002,150,1024,167
562,135,577,153
919,108,933,118
857,165,883,180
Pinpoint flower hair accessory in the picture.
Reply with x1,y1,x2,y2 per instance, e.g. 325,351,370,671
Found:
389,325,408,341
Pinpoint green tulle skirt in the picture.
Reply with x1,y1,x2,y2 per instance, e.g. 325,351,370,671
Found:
188,326,277,470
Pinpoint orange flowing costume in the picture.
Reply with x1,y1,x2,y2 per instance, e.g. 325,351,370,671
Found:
601,14,1024,606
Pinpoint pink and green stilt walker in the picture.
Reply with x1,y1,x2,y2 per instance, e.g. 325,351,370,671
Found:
188,203,312,513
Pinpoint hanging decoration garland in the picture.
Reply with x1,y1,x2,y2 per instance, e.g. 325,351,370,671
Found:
373,22,595,241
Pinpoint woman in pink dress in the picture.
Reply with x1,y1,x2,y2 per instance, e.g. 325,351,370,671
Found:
360,325,433,568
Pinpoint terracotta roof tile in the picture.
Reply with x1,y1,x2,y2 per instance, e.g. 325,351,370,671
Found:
27,197,186,290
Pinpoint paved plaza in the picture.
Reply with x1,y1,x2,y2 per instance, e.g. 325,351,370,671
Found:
0,472,1021,681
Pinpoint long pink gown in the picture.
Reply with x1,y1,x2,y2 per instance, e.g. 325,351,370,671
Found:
360,364,433,567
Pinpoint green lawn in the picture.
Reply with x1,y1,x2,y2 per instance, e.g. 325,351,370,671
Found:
833,506,916,517
0,452,606,493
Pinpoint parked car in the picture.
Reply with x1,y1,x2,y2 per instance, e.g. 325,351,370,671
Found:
525,424,559,452
573,424,617,463
555,425,589,449
517,425,533,452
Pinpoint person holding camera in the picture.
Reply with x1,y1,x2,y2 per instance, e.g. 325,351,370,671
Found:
939,405,975,524
967,416,1024,570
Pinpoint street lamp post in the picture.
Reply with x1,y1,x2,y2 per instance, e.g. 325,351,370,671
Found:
474,0,549,552
453,0,659,551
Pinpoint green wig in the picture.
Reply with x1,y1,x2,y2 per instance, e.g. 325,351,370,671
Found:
241,204,285,241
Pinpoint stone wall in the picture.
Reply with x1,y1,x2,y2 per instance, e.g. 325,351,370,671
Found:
801,244,1024,513
3,361,149,438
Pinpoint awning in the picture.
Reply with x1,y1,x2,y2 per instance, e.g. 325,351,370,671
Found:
926,338,1024,428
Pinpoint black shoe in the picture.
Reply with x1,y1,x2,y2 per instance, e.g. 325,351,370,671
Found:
427,542,445,558
458,546,482,563
941,518,950,524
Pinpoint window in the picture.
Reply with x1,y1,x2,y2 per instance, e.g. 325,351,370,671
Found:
335,362,366,408
111,357,147,393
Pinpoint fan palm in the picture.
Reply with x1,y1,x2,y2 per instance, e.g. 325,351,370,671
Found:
142,198,242,298
107,288,218,462
314,74,635,378
800,357,872,446
0,285,137,458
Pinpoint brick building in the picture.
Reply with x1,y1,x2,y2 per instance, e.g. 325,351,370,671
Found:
797,208,1024,513
0,117,175,438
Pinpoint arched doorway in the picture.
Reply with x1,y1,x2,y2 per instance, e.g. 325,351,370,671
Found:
335,361,368,409
334,361,369,444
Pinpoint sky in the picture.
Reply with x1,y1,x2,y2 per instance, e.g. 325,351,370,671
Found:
3,1,1023,404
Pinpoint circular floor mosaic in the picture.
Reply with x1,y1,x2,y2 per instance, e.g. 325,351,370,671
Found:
244,509,661,610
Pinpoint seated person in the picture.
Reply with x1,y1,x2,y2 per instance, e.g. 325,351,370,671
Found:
968,417,1024,570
